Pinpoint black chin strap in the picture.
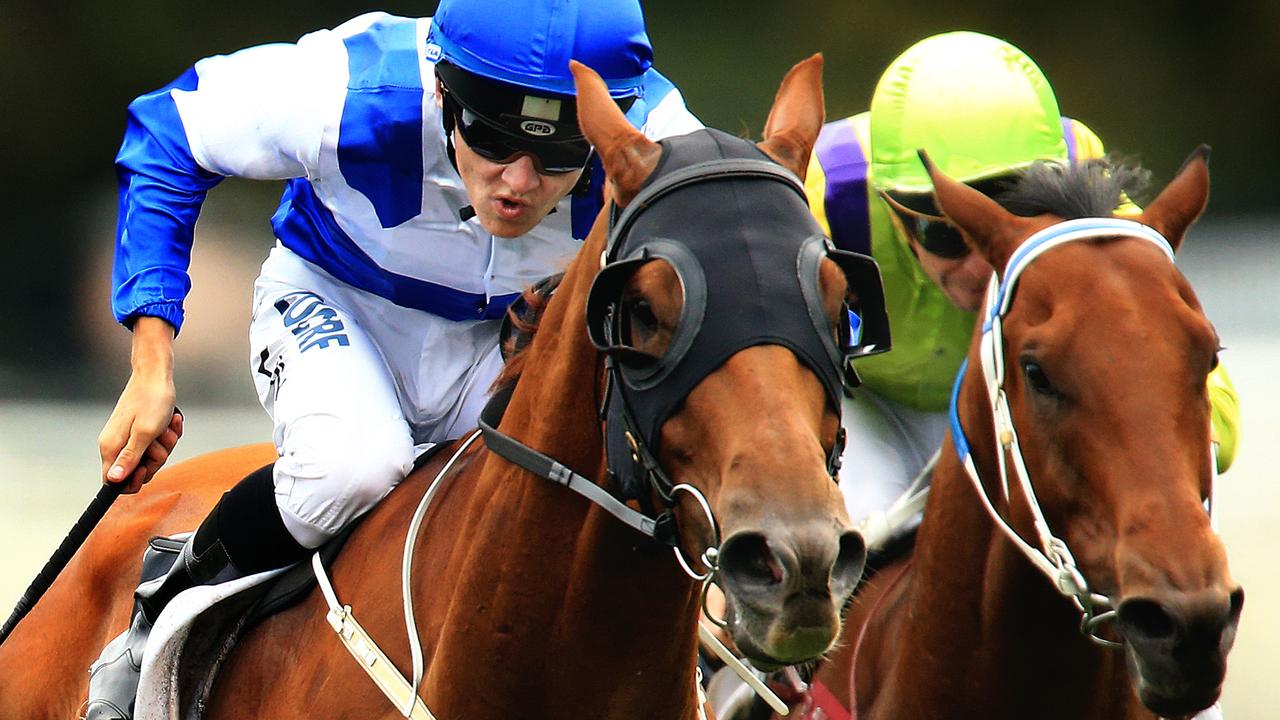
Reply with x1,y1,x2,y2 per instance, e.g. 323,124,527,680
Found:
440,105,478,223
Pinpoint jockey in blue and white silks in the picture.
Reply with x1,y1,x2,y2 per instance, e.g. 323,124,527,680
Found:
112,8,699,541
113,12,697,333
89,4,701,718
112,12,700,533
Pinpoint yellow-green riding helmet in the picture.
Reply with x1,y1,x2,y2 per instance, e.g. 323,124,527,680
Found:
870,31,1067,213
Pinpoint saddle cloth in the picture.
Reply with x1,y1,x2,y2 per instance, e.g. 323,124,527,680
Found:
129,527,357,719
134,566,289,720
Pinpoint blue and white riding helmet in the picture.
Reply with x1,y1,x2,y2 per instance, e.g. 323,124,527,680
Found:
427,0,652,172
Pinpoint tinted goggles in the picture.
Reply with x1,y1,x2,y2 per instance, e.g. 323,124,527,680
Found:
443,91,592,175
881,175,1015,259
881,192,970,259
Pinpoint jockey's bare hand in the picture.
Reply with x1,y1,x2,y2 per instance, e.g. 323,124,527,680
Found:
98,317,183,494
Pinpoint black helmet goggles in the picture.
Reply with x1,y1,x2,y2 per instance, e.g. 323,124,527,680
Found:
437,60,636,175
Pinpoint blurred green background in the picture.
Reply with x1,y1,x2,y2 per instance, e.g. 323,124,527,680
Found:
1,0,1277,394
0,2,1276,716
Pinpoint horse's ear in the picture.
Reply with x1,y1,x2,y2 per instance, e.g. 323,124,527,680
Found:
1137,145,1210,253
921,150,1038,273
571,61,662,207
756,54,825,180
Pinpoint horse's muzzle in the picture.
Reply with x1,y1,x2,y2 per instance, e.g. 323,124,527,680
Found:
716,522,866,666
1117,586,1245,717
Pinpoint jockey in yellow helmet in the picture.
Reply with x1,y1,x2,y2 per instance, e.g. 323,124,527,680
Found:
805,31,1238,534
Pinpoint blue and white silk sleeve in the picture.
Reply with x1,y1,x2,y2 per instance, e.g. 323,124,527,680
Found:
112,34,337,331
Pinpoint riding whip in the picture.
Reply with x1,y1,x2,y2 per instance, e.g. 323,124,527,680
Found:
0,480,126,645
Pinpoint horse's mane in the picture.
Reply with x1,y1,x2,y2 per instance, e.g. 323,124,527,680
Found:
998,156,1152,219
492,272,564,393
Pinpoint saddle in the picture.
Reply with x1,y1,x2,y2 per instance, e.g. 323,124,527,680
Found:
128,531,346,719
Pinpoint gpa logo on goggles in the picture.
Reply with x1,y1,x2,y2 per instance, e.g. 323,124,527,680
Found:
520,120,556,137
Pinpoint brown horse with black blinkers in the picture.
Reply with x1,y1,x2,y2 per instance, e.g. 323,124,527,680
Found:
0,55,882,719
776,151,1243,720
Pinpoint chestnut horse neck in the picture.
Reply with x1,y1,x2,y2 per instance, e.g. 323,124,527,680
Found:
494,217,610,476
446,213,703,719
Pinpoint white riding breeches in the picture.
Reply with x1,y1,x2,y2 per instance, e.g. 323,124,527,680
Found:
837,389,949,534
248,245,505,548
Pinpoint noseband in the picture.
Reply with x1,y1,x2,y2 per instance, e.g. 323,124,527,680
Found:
949,216,1217,646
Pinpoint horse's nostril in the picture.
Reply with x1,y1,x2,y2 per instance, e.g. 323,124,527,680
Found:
1119,599,1176,641
1228,587,1245,622
719,532,784,588
833,530,867,592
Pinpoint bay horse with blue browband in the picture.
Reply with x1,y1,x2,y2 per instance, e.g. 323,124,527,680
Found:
782,151,1242,720
0,56,880,719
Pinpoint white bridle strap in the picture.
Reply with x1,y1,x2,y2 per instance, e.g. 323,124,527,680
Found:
954,217,1183,642
313,430,484,719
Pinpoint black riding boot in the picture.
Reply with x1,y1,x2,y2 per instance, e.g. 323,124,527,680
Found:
85,462,308,720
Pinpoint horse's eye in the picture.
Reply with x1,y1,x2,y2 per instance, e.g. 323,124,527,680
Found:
623,296,658,344
1021,359,1056,396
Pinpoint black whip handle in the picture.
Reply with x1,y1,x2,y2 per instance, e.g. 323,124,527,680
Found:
0,481,125,645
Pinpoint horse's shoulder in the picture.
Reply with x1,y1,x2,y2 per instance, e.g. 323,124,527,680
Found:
154,443,277,490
